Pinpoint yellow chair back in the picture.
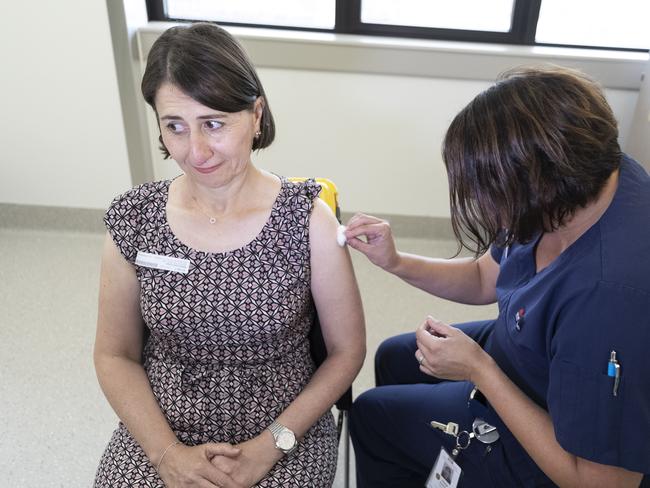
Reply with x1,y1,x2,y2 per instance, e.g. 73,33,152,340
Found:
288,177,340,221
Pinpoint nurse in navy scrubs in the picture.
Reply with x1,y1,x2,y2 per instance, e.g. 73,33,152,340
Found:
345,66,650,487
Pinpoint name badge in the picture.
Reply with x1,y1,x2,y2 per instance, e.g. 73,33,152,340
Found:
135,251,190,274
426,447,462,488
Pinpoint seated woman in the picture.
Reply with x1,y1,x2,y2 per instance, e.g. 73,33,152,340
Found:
344,66,649,487
93,23,365,488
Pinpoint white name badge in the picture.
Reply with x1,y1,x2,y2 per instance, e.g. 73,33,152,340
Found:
426,447,462,488
135,251,190,274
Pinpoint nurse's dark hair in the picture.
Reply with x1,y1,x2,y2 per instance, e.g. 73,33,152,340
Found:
141,22,275,158
443,65,621,256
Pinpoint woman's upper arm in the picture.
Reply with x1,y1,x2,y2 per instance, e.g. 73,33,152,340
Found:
94,232,144,362
308,199,365,354
476,250,500,304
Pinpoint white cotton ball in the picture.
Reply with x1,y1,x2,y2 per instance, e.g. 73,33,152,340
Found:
336,225,347,247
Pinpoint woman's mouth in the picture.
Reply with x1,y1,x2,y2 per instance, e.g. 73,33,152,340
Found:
194,163,220,174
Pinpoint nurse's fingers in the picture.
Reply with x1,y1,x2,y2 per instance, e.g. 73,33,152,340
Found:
344,222,387,242
416,317,447,342
424,316,455,338
345,212,386,230
415,347,437,377
415,348,425,365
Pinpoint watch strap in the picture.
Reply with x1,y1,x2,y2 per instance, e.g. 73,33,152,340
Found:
267,421,297,454
268,420,286,438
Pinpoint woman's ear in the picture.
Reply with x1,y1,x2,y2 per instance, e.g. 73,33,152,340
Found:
254,96,265,130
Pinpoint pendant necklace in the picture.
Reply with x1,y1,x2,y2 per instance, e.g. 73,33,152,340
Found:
192,197,217,224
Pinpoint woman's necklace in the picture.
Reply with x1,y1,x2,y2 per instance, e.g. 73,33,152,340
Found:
192,196,217,224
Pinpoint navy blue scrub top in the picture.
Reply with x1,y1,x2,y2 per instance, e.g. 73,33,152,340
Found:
483,155,650,481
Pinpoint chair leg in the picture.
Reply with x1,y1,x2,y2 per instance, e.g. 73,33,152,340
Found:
342,411,350,488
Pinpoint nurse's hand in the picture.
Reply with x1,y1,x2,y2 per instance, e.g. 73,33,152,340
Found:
344,213,400,272
414,316,492,383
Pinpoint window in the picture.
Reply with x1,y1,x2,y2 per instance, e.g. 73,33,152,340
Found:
164,0,335,30
361,0,514,33
536,0,650,50
149,0,649,51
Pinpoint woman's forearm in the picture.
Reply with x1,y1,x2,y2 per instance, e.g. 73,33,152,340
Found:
473,356,579,485
473,356,642,487
94,353,177,467
389,252,496,305
274,346,365,439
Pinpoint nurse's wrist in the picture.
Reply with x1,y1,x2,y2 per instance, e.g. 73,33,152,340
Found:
383,250,404,275
468,350,497,389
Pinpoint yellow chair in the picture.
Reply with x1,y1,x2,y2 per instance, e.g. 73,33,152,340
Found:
288,177,341,221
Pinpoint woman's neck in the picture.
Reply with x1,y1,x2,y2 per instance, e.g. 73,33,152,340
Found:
536,169,619,271
183,165,262,217
556,169,619,245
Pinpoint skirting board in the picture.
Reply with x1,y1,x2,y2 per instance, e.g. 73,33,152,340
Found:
0,204,106,234
0,204,455,240
339,211,454,240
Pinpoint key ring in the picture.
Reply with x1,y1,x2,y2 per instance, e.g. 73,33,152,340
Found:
451,430,472,459
456,430,472,450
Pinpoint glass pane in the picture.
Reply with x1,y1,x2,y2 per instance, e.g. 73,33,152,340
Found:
361,0,515,32
165,0,335,29
536,0,650,50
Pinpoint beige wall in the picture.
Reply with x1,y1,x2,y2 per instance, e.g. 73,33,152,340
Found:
627,56,650,171
0,6,643,217
150,69,639,218
0,0,131,209
150,69,491,218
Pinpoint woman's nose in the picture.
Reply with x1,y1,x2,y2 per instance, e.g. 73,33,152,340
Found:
188,131,213,164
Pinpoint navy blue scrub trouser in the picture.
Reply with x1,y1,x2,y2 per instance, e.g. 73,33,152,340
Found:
350,320,533,488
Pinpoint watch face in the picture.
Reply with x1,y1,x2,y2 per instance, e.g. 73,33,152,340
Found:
277,430,296,450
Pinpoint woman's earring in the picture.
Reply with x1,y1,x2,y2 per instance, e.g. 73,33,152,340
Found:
255,130,261,138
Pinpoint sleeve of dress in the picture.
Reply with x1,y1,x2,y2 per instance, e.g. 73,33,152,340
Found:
285,178,322,227
547,281,650,474
103,188,141,264
301,178,322,206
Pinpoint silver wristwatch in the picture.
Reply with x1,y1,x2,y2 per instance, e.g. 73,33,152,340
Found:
267,421,297,455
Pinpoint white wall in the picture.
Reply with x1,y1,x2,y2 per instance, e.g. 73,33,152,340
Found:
0,1,131,209
0,5,642,216
627,55,650,171
151,69,639,218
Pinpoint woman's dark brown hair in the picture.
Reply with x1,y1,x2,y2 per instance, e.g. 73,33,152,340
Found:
141,23,275,158
443,65,621,256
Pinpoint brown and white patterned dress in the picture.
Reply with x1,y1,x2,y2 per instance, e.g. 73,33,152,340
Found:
94,178,338,487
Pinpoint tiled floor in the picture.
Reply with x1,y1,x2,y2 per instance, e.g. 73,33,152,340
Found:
0,225,496,487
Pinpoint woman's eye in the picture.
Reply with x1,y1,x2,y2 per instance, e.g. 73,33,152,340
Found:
165,122,186,134
204,120,223,131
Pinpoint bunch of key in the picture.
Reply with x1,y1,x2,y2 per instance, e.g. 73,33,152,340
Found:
430,418,500,458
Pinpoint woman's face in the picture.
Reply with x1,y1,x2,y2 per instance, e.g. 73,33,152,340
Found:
154,82,262,188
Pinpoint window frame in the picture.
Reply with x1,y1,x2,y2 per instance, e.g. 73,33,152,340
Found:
145,0,647,52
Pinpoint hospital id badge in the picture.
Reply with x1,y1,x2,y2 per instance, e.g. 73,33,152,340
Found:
426,447,462,488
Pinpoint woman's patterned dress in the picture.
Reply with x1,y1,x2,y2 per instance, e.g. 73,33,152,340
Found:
94,178,338,487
